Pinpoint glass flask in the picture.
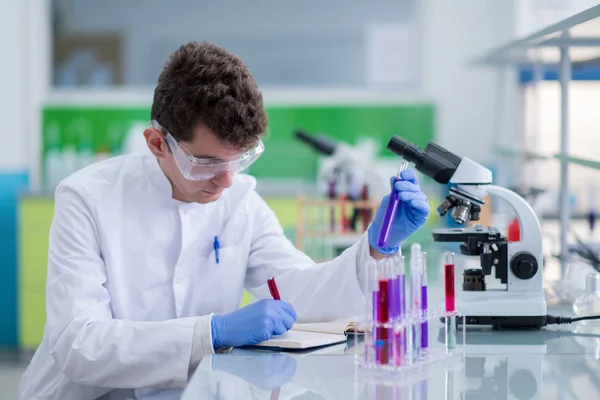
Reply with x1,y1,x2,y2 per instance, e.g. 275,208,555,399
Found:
573,272,600,316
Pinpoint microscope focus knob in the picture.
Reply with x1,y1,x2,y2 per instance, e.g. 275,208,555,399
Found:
510,252,538,280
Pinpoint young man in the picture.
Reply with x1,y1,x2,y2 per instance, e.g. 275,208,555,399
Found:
19,42,429,400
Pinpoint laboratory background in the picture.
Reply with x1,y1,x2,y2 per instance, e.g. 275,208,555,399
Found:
4,0,600,399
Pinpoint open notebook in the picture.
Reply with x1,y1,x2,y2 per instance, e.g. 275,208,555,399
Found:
251,320,360,350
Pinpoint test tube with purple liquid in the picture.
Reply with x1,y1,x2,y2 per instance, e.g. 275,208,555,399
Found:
421,252,429,349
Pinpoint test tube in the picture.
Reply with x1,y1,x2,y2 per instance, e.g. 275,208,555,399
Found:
410,244,422,355
328,178,336,232
444,252,456,313
377,162,409,248
376,261,391,365
389,258,400,364
444,252,456,350
370,262,378,365
340,194,348,233
421,252,429,349
398,255,407,359
445,369,455,400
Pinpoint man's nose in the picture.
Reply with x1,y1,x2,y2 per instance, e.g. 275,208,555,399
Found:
212,172,233,188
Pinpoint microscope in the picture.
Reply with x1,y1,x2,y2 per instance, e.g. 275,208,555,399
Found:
387,136,547,329
294,129,396,201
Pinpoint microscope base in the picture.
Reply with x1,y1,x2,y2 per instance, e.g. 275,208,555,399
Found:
456,291,547,329
460,315,546,329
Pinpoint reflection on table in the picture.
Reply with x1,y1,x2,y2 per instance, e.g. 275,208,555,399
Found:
134,309,600,399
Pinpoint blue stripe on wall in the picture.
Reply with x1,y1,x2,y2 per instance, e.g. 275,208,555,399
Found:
519,64,600,84
0,172,28,347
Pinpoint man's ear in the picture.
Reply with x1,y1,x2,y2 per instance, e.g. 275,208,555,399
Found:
144,128,167,158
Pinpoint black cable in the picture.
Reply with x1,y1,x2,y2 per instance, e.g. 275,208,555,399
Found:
546,314,600,325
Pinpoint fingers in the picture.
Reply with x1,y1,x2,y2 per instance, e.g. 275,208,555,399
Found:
276,303,296,331
394,180,420,193
397,191,423,202
272,301,297,335
279,310,296,331
398,191,430,212
279,301,297,320
399,169,417,183
272,319,289,336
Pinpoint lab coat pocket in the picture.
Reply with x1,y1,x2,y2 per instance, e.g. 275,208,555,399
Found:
194,245,248,315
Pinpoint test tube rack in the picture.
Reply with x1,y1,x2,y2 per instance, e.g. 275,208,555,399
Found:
355,249,465,374
295,196,379,262
354,310,466,373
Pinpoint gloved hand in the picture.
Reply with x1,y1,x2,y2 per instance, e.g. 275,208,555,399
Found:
368,169,430,254
211,299,297,348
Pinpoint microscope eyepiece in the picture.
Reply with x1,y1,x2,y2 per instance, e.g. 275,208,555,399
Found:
387,136,426,165
386,136,462,184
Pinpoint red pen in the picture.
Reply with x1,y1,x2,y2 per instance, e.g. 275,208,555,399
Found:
267,277,281,300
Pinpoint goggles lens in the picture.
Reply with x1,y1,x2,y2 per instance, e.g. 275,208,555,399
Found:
167,134,264,180
152,121,264,181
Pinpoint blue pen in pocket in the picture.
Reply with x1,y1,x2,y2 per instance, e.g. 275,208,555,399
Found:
214,236,220,264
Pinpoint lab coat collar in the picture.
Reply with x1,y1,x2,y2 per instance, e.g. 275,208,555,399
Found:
145,155,173,199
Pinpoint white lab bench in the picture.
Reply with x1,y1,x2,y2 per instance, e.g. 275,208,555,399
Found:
129,300,600,400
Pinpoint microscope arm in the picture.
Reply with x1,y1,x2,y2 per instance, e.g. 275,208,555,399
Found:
486,185,543,261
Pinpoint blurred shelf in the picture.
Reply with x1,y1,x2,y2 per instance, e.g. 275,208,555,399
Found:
553,154,600,170
45,87,433,107
497,147,551,161
301,231,365,239
473,5,600,66
497,147,600,170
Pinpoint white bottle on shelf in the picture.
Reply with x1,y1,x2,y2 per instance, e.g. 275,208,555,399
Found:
44,121,64,191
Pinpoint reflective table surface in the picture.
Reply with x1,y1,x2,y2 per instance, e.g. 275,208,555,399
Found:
133,318,600,400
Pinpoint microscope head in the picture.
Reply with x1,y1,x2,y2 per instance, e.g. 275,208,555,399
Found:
387,136,492,224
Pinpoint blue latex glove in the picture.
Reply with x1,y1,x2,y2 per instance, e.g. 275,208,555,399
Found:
211,299,297,348
368,169,430,254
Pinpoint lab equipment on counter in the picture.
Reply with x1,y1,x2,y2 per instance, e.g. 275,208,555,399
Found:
573,272,600,317
294,129,392,221
355,248,464,373
387,135,547,329
294,195,379,262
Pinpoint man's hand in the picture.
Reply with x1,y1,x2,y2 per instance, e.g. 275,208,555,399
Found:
368,169,430,255
211,300,297,348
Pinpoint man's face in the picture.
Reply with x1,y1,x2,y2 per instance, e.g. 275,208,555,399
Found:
145,124,246,203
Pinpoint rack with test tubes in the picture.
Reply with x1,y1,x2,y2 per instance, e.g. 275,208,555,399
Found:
295,196,380,261
355,245,465,372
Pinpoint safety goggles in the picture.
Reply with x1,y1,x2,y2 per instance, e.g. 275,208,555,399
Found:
151,120,265,181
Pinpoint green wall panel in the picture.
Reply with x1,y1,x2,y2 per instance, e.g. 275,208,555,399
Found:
42,104,434,182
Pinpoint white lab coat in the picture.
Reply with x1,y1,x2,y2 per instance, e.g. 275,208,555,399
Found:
18,153,384,400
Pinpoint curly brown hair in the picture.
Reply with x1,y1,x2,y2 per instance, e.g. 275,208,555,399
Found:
151,41,268,148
